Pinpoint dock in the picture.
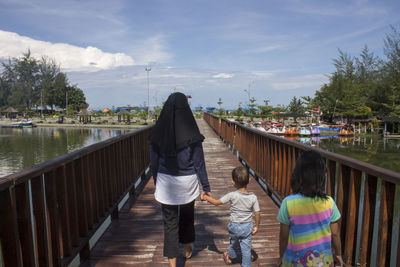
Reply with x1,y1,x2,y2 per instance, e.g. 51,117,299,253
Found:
81,119,280,266
1,115,399,267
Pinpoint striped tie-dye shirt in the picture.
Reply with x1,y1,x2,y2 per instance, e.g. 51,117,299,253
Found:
277,194,340,267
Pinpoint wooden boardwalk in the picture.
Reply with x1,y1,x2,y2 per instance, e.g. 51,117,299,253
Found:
82,119,280,266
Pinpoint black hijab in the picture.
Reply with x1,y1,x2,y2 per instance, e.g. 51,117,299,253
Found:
148,92,205,156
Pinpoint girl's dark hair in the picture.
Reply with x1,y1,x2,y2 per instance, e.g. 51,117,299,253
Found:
290,150,327,198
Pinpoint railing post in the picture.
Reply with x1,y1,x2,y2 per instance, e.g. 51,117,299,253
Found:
65,161,80,247
15,181,36,266
0,186,22,267
44,170,62,266
31,175,51,266
204,115,400,266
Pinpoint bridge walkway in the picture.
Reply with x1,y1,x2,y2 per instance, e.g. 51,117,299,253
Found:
82,119,280,266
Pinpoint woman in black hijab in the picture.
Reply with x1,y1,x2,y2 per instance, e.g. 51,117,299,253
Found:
149,92,211,267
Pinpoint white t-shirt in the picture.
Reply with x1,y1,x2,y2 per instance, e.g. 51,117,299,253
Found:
220,191,260,223
154,172,200,205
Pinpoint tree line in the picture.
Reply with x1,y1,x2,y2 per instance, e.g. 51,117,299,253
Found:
216,25,400,120
0,51,88,114
312,25,400,118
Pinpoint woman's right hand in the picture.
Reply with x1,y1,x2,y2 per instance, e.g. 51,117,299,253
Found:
201,191,212,201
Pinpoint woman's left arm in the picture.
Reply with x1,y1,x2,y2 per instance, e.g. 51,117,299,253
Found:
192,142,210,192
150,143,159,185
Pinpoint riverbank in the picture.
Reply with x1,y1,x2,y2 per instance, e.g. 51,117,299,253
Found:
0,117,153,129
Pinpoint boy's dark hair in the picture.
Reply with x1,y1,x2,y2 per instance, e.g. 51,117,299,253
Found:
290,150,327,198
232,166,249,188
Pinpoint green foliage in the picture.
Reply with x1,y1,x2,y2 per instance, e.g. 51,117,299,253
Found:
287,96,305,114
313,26,400,117
257,99,273,118
66,86,88,112
66,104,75,117
233,103,244,119
0,50,88,113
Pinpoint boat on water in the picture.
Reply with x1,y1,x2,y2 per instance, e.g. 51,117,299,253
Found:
284,126,299,136
319,124,354,136
11,121,37,128
299,126,311,136
311,126,320,135
266,125,286,135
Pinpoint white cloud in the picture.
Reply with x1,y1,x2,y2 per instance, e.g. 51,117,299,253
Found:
243,45,283,54
212,73,234,79
269,74,327,91
0,30,135,71
130,35,173,65
250,71,276,79
288,1,387,17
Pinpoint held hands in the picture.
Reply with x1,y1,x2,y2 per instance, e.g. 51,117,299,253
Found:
252,226,258,235
201,191,212,201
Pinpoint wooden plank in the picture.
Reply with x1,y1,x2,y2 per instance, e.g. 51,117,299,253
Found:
90,153,99,224
44,170,61,266
358,175,377,266
31,175,51,266
277,143,283,194
337,164,350,257
83,156,94,230
344,169,361,265
65,161,80,247
55,165,72,257
15,181,36,266
0,188,22,267
105,146,114,207
81,118,280,266
75,158,89,237
110,145,117,203
266,138,271,186
282,144,288,196
96,150,105,217
101,148,110,210
326,160,336,197
273,141,278,190
393,186,400,267
376,181,395,266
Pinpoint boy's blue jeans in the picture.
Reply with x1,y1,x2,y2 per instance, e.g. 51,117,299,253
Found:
227,221,253,267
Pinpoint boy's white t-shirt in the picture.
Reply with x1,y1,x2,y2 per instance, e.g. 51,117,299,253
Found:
220,191,260,223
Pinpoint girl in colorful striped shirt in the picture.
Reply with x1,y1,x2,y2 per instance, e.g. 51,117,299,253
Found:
277,150,344,267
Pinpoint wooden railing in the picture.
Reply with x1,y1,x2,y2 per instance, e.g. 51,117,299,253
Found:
204,113,400,267
0,126,152,267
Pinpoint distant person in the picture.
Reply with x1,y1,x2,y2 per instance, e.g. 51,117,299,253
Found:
277,150,344,266
148,92,211,267
202,166,260,267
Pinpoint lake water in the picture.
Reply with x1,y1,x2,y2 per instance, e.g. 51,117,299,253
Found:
286,135,400,173
1,127,399,178
0,127,132,178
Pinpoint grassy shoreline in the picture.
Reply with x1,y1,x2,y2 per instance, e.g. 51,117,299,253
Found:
0,117,153,129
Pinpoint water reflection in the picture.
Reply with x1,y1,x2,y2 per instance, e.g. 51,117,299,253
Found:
0,127,131,177
285,135,400,173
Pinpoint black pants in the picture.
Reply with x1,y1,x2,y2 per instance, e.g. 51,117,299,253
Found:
161,200,195,258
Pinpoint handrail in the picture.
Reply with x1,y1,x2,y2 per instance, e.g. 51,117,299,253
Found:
204,113,400,267
0,125,152,267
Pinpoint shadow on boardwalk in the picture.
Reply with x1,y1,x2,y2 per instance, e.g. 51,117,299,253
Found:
82,120,280,267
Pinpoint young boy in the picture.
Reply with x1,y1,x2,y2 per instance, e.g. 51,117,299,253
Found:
202,166,260,267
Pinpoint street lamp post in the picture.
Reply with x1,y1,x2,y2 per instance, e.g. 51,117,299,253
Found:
145,67,151,120
243,81,254,105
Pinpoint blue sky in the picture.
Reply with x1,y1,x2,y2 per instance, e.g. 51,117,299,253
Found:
0,0,399,109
